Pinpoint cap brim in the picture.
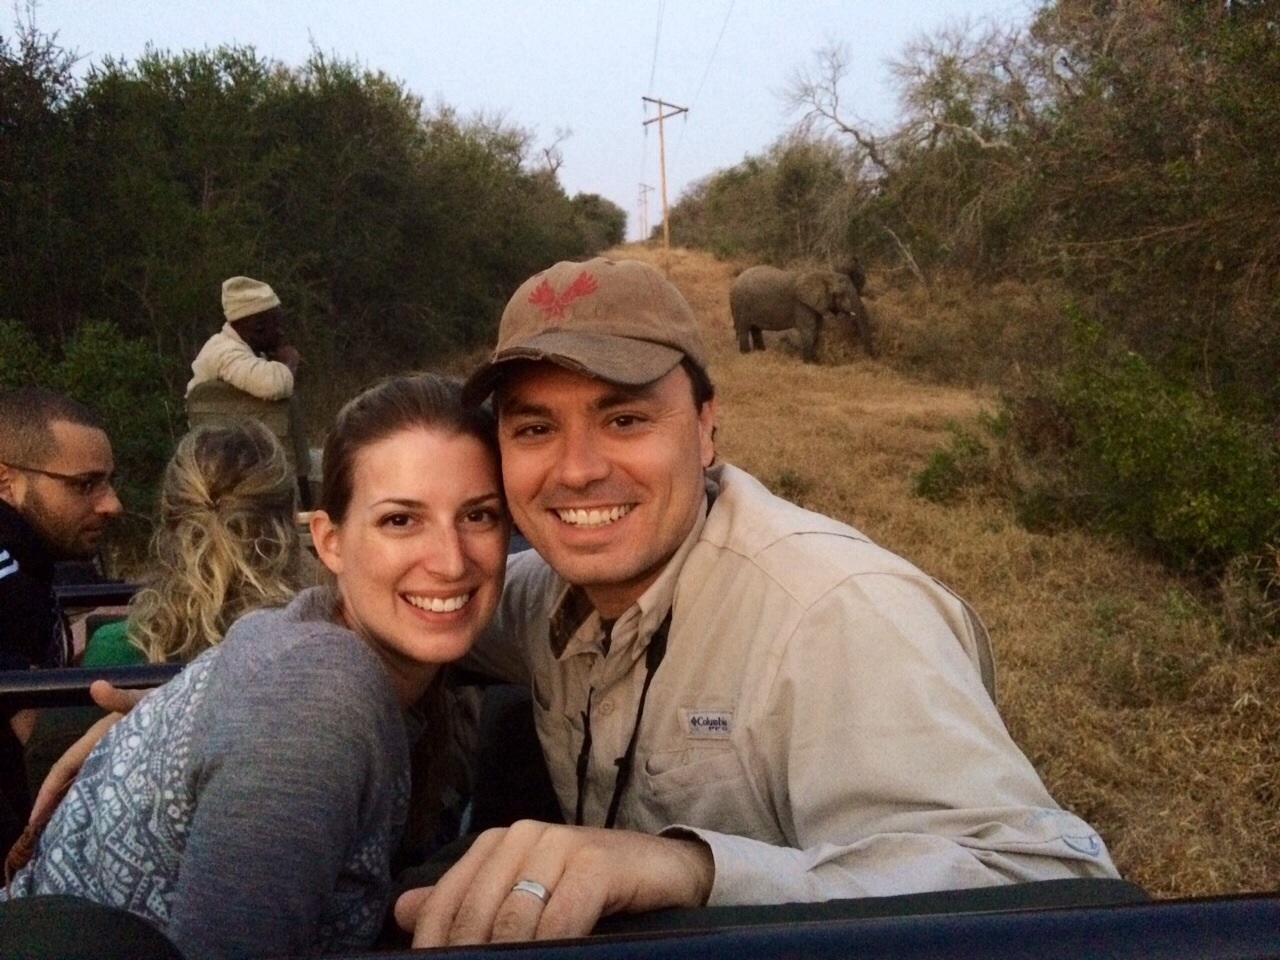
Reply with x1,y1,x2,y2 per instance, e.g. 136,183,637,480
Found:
462,331,684,407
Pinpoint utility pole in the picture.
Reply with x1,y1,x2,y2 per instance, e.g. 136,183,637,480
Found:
642,96,687,270
637,183,655,242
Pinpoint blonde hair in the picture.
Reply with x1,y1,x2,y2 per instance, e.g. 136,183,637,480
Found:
127,420,307,663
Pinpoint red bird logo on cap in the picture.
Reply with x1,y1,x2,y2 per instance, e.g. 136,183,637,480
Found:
527,271,599,319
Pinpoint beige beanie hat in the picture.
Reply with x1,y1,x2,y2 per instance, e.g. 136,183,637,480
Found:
222,276,281,323
463,258,707,405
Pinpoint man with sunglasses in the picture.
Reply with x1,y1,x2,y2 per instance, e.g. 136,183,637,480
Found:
0,386,122,851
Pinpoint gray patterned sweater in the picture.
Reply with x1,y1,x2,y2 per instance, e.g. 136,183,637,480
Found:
2,588,410,958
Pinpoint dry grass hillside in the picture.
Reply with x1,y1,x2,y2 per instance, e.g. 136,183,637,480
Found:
613,243,1280,899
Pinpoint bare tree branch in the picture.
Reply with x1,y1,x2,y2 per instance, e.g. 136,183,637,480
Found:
880,224,927,287
783,43,891,174
540,126,572,175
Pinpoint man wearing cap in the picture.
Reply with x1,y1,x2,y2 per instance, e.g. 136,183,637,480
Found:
186,276,301,401
396,257,1119,946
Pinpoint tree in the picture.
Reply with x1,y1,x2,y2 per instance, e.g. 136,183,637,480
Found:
571,192,627,253
0,13,79,338
667,136,857,264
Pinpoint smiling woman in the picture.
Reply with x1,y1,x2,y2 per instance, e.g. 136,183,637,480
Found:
0,373,509,960
310,381,510,706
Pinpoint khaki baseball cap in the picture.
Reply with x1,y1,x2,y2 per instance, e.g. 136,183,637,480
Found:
462,258,707,406
222,276,281,323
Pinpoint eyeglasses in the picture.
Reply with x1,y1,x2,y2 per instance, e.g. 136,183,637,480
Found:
2,462,117,498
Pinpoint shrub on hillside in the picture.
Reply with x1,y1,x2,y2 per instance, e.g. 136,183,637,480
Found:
1056,335,1280,570
915,321,1280,636
914,420,994,503
871,274,1070,387
51,321,176,517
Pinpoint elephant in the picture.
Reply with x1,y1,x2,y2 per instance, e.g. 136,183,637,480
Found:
729,264,877,363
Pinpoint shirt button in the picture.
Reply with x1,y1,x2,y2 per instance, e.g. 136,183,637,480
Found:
598,699,615,716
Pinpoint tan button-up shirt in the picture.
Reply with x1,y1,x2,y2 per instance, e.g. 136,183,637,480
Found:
467,463,1118,904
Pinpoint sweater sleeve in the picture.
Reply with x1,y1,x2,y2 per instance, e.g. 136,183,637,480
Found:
667,574,1118,904
213,349,294,400
165,632,404,958
188,330,294,401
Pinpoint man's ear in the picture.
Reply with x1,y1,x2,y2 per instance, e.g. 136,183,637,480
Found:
310,511,343,576
697,398,718,469
0,462,21,508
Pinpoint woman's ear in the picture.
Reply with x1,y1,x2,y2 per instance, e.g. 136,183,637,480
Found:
310,510,343,575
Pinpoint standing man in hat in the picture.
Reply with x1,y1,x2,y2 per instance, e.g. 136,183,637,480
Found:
395,257,1118,946
187,276,301,401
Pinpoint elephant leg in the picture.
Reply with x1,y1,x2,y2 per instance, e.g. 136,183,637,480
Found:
851,302,879,357
796,308,820,363
751,327,765,351
737,327,752,353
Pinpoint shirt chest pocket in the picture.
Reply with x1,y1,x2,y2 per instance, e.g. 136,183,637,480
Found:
637,745,784,844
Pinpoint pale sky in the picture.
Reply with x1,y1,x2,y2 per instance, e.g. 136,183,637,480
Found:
27,1,1036,239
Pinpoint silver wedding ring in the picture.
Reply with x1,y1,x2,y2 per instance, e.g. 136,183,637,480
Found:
510,879,550,904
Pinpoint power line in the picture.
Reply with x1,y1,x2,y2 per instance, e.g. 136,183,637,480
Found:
647,0,665,94
637,0,666,241
689,0,734,113
673,1,734,163
637,183,655,240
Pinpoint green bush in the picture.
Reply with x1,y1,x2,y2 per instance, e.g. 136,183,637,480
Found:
50,321,176,517
914,421,990,503
1055,331,1280,569
915,329,1280,578
0,319,45,386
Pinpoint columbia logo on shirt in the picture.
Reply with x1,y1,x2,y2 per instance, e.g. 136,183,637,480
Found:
682,710,733,739
0,549,18,580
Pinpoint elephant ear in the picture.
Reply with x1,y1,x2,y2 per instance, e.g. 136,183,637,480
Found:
830,274,858,311
838,257,867,294
793,270,831,313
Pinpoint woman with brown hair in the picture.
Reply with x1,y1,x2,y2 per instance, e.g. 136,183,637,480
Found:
3,373,510,959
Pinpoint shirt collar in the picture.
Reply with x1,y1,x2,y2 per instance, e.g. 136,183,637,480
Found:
548,489,711,661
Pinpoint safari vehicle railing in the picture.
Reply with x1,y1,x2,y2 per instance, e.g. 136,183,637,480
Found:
374,882,1279,960
3,578,184,707
0,663,183,710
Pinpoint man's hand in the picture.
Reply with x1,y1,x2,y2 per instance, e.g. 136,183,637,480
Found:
270,344,301,373
90,679,147,714
29,709,118,825
394,821,714,947
8,707,36,744
27,681,145,825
